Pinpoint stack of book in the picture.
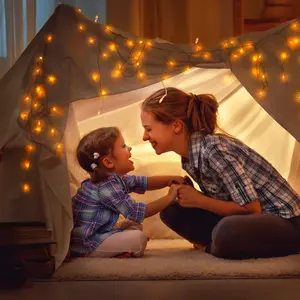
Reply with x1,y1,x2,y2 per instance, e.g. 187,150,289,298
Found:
0,221,56,285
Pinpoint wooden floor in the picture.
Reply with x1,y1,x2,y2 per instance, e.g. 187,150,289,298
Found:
2,278,300,300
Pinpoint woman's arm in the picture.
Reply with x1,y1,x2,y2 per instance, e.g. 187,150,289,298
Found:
177,185,262,216
147,176,184,190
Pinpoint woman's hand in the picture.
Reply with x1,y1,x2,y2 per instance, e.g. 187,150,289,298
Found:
177,185,204,208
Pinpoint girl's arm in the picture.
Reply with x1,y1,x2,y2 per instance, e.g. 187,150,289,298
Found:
145,184,180,218
147,176,184,190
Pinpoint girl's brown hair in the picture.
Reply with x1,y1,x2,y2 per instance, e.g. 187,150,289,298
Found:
141,87,220,135
76,127,120,183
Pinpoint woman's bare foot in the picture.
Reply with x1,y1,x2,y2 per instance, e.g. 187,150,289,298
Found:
193,243,206,251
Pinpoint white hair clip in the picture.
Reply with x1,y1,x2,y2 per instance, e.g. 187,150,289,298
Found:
93,152,100,159
159,82,168,104
91,163,97,170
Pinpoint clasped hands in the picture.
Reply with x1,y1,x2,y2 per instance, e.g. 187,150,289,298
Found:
167,176,204,208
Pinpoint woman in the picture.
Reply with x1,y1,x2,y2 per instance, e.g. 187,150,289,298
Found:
140,87,300,259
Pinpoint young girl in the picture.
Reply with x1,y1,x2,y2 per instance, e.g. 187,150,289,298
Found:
70,126,183,258
141,87,300,259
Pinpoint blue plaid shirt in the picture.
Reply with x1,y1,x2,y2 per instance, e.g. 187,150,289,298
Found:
70,174,147,256
182,133,300,219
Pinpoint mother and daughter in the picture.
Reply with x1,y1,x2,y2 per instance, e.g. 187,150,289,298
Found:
70,87,300,260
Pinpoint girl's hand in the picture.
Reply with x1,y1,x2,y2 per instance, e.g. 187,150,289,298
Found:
167,176,185,186
177,185,204,208
167,184,181,201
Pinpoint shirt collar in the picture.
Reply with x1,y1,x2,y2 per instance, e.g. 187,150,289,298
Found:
182,131,203,168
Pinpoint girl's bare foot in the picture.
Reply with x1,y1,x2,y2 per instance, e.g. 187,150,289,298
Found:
114,252,132,258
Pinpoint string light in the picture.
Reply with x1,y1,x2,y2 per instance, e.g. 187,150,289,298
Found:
105,26,112,33
112,69,121,78
24,96,31,103
34,68,42,75
20,112,28,120
91,72,100,82
280,73,288,82
88,37,96,45
203,52,212,60
21,160,30,170
35,85,45,98
126,40,134,47
280,52,288,61
49,128,56,136
109,43,116,51
101,52,108,59
100,89,107,96
37,56,43,62
78,24,85,32
47,75,57,84
168,61,175,67
295,92,300,103
146,41,152,47
138,72,145,79
46,34,53,43
25,144,35,153
22,183,30,193
33,120,43,133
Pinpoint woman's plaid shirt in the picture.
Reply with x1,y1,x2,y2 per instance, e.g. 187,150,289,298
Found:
70,174,147,256
182,133,300,219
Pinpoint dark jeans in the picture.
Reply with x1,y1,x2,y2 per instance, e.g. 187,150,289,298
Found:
160,202,300,259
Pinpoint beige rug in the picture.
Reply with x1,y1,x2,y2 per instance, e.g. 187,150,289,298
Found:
52,239,300,281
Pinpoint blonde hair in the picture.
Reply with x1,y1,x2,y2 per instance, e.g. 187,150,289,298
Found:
76,127,120,183
142,87,220,135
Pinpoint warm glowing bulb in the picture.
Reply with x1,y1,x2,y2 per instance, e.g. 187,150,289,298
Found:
88,37,95,45
21,160,30,170
280,52,288,61
136,62,140,67
20,112,28,120
238,48,244,54
47,75,57,84
109,43,116,51
22,184,30,193
51,106,58,113
102,52,108,59
252,55,258,62
146,41,152,47
203,52,212,60
50,128,56,136
105,26,112,32
100,89,107,96
24,96,31,102
91,72,100,82
46,34,53,43
195,45,202,52
222,41,229,48
185,66,191,73
112,70,121,78
163,75,169,81
33,102,39,109
261,73,266,80
231,53,239,60
257,89,266,98
35,85,45,98
281,73,288,82
38,56,43,62
296,92,300,103
25,144,35,153
168,61,175,67
56,143,63,152
126,40,134,47
34,68,42,75
138,72,145,79
291,22,299,30
78,24,85,32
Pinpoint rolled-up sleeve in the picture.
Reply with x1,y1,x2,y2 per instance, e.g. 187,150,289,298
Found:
122,175,148,194
99,179,146,223
208,145,258,206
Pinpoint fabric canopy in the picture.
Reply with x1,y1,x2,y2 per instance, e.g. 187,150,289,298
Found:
0,4,299,268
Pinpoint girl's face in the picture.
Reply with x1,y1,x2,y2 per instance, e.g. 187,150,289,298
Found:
108,134,134,175
140,110,175,155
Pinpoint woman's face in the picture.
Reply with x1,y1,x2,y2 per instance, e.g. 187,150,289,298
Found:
140,110,175,155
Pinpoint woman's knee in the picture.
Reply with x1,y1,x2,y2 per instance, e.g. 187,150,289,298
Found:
209,216,243,258
160,202,181,227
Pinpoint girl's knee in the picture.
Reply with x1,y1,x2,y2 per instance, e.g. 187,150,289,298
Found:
131,230,148,258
